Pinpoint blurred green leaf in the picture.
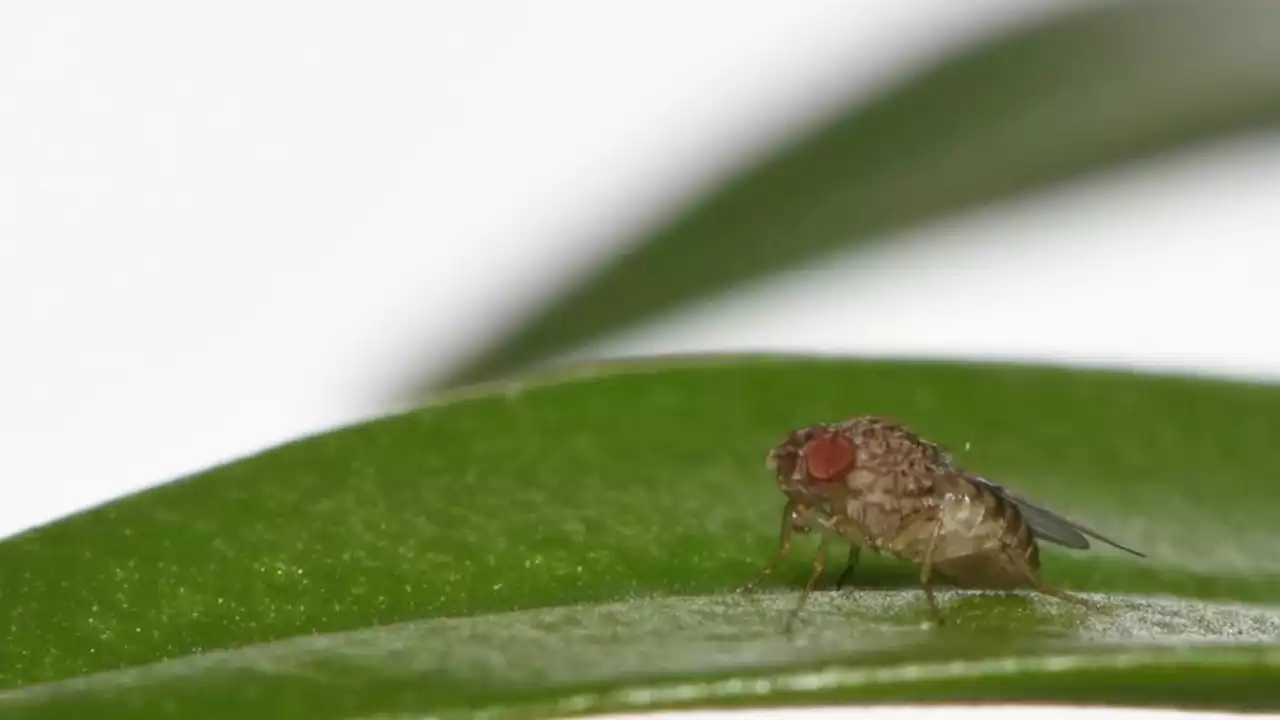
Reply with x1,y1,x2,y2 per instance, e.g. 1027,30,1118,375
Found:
4,358,1280,717
415,0,1280,392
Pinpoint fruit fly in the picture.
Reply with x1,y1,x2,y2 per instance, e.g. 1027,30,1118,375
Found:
742,416,1144,629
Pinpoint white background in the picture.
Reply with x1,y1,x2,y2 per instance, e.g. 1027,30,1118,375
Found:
5,0,1280,545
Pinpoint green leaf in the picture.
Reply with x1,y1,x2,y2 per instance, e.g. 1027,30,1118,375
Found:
414,0,1280,392
3,358,1280,718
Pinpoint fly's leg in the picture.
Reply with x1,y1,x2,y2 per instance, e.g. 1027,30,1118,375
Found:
833,517,870,591
918,520,945,626
784,531,831,634
1003,546,1094,609
740,501,798,594
882,518,946,624
834,544,861,590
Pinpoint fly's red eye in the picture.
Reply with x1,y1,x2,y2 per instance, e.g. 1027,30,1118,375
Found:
803,432,856,482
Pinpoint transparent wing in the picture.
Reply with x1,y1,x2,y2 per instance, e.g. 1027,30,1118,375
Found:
971,475,1146,557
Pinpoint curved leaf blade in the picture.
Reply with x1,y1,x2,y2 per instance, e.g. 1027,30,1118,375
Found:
420,0,1280,391
5,593,1280,718
4,357,1280,718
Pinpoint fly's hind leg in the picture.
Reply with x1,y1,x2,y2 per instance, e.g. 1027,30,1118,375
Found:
918,520,946,625
1003,546,1095,609
885,518,947,625
740,501,800,594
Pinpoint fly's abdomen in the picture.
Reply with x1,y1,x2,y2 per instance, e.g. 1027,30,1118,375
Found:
986,484,1041,572
930,482,1042,589
932,551,1025,589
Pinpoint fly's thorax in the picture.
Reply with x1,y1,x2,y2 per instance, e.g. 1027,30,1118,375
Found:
839,479,929,552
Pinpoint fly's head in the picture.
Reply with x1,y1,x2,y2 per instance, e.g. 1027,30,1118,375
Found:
766,423,858,506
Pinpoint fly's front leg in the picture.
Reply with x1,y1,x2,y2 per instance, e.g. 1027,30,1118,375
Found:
784,530,831,634
740,501,800,594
